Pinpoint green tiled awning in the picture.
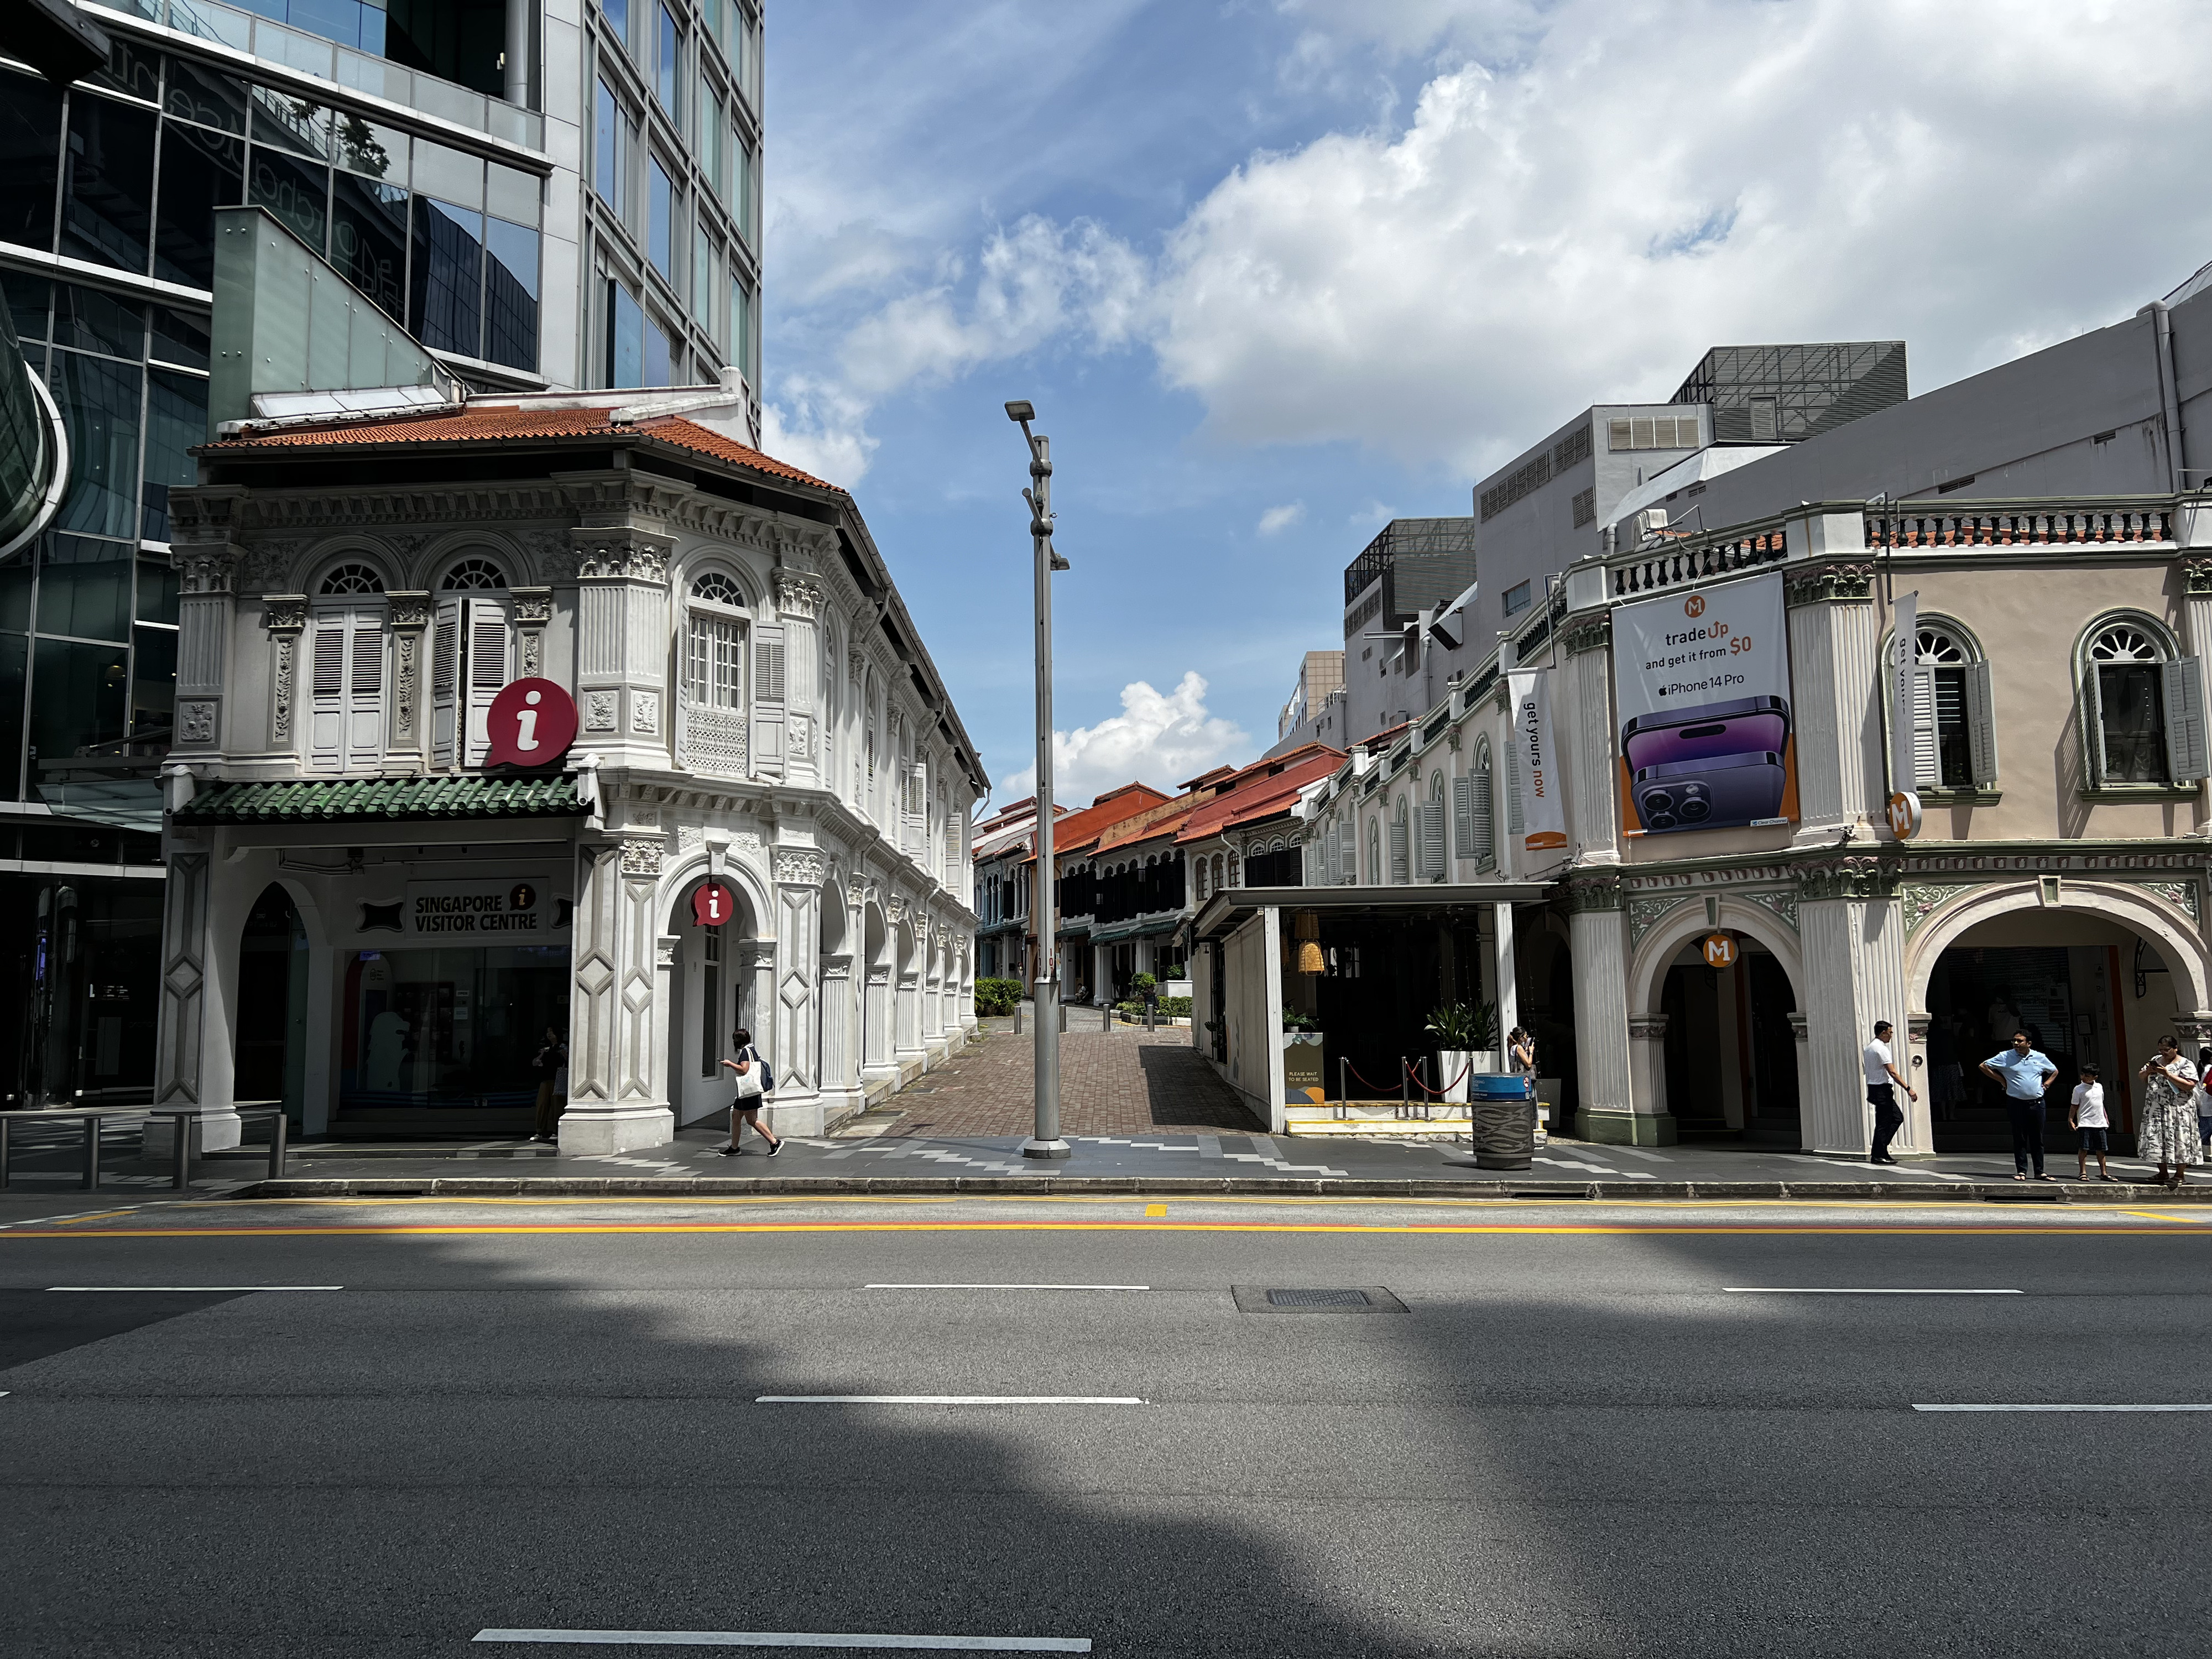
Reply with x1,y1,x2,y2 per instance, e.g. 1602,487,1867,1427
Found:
173,773,586,825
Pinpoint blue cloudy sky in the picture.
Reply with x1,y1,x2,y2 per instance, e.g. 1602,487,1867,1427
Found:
760,0,2212,808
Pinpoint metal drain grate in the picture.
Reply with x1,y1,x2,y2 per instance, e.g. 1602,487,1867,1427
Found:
1265,1288,1371,1308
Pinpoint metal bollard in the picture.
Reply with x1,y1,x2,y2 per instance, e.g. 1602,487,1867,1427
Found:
1013,1004,1022,1035
1102,1004,1112,1033
1058,1001,1067,1034
82,1114,100,1192
1399,1058,1410,1120
0,1113,11,1188
269,1110,288,1178
171,1113,194,1191
1337,1057,1348,1120
1146,1003,1156,1032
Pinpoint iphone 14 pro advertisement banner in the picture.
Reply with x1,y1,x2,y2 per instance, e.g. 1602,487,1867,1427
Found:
1612,571,1798,835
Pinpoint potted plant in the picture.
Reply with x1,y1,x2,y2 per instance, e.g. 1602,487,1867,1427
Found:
1425,1000,1499,1105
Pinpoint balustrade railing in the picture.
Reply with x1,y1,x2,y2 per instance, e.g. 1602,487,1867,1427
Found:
1610,526,1788,597
676,696,748,780
1867,507,2174,549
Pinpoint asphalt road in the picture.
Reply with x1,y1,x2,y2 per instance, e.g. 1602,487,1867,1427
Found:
1,1194,2208,1657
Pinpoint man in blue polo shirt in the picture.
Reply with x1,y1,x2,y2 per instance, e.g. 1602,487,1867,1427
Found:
1979,1028,2060,1181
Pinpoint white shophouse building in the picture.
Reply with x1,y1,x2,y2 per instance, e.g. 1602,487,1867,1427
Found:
154,395,981,1154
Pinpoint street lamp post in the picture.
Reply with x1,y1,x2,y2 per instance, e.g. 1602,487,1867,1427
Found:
1006,398,1071,1159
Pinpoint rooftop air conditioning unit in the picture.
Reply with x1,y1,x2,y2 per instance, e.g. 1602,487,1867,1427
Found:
1636,508,1670,539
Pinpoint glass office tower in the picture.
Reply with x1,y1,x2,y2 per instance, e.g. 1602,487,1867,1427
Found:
0,0,764,1105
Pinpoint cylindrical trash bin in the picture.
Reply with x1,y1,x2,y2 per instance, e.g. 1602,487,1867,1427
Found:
1469,1073,1536,1170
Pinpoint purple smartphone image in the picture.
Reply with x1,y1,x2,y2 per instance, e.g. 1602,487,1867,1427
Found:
1632,750,1790,832
1621,696,1792,771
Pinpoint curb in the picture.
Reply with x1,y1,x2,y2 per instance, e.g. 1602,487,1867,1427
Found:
223,1175,2212,1202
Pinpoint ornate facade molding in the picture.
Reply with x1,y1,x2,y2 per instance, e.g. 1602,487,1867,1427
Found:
2184,559,2212,596
1739,886,1801,935
236,539,302,592
573,526,674,583
178,700,217,744
1900,880,1974,937
509,585,555,625
1783,562,1875,607
262,595,308,632
1563,616,1613,656
176,546,241,595
1627,1014,1669,1041
1559,873,1625,914
386,589,431,629
773,848,828,887
1798,855,1898,902
619,837,665,877
1627,894,1695,948
2128,877,2201,924
774,571,826,619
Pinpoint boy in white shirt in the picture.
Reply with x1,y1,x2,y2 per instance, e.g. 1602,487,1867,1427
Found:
2070,1063,2110,1181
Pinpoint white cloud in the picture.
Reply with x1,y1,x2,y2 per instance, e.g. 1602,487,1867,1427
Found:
1153,0,2212,472
1257,501,1307,536
997,671,1251,806
760,373,879,488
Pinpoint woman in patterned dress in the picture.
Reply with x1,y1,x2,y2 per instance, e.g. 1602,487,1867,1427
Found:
2135,1035,2203,1188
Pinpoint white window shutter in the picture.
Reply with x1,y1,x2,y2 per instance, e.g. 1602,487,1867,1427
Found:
309,615,346,769
1473,767,1495,866
2083,665,2107,787
462,598,512,766
1452,774,1474,861
349,611,385,764
1965,660,2000,787
1910,666,1939,788
1421,799,1444,879
1338,814,1355,884
1506,744,1525,837
2162,656,2209,782
751,620,786,774
1389,817,1409,884
431,596,461,768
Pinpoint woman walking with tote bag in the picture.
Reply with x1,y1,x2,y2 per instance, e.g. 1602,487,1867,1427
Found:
716,1026,784,1156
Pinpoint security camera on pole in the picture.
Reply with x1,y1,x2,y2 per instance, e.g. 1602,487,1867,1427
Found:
1006,399,1072,1159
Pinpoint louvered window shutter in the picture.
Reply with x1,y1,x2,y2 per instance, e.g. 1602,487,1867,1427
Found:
1389,817,1409,884
309,615,347,769
1506,745,1525,837
751,621,786,773
1421,799,1444,879
2162,656,2209,782
1339,815,1356,884
1910,667,1940,788
349,611,386,764
1965,660,2000,787
1452,775,1475,861
431,597,462,767
1473,766,1495,866
2083,665,2107,787
461,598,512,766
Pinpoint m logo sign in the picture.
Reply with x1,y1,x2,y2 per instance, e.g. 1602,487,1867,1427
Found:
1702,932,1739,969
1684,595,1706,618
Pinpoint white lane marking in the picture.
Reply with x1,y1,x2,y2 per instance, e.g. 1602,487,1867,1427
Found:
863,1284,1148,1291
1913,1404,2212,1413
44,1285,343,1292
473,1631,1090,1651
755,1395,1145,1406
1725,1287,2022,1295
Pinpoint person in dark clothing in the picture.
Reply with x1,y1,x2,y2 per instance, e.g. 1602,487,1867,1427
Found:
529,1026,566,1144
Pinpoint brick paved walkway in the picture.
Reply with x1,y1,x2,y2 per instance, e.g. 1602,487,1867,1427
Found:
886,1026,1264,1137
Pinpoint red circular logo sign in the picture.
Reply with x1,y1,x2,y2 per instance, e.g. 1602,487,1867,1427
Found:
483,679,579,769
692,881,737,928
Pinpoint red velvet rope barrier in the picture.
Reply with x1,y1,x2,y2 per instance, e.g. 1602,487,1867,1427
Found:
1404,1057,1475,1098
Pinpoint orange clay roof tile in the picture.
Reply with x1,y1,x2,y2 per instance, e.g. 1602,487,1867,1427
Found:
204,406,839,491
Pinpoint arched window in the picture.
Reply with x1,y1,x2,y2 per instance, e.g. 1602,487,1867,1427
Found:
319,564,385,594
686,570,748,713
1389,795,1410,884
1366,816,1382,885
309,570,387,769
2080,615,2204,787
691,570,746,608
440,558,507,590
1463,737,1496,868
1892,620,1993,791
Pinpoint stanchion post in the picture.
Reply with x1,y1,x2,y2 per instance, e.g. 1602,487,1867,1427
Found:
270,1109,288,1178
171,1113,190,1191
81,1114,99,1192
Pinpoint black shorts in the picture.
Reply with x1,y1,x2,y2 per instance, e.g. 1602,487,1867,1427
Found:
2077,1126,2108,1151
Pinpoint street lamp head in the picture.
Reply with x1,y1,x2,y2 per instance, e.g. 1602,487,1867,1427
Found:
1004,400,1035,423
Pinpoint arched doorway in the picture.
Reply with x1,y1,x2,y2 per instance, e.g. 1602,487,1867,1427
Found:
1657,935,1799,1142
665,874,764,1128
1911,890,2208,1155
237,883,308,1123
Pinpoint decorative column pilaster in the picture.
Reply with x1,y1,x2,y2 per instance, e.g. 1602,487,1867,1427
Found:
770,846,826,1131
1563,873,1656,1142
510,585,553,680
774,570,825,787
571,524,674,766
560,834,676,1155
1796,855,1906,1155
2180,557,2212,835
1626,1014,1670,1120
171,542,239,755
262,596,306,755
1562,613,1619,862
818,952,855,1102
1784,548,1879,842
385,591,429,759
890,895,925,1078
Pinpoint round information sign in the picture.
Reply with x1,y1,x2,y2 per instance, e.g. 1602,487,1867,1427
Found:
692,880,737,928
1702,932,1739,970
1886,789,1924,841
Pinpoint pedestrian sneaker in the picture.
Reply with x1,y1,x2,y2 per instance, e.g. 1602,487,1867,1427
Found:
766,1139,784,1157
714,1145,743,1157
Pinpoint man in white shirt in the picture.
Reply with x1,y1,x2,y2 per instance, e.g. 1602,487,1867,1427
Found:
1862,1021,1916,1165
2070,1062,2110,1181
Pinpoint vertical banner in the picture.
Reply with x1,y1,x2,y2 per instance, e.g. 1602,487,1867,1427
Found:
1507,669,1567,855
1613,570,1797,836
1889,590,1918,794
